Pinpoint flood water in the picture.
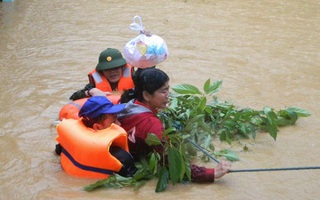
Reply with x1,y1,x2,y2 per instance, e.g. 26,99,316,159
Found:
1,0,319,199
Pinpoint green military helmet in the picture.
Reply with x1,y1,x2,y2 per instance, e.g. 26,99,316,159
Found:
96,48,127,71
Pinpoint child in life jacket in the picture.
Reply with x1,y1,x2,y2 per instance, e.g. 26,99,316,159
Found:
55,96,137,178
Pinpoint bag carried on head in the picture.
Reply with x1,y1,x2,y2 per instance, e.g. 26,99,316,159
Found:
124,15,168,69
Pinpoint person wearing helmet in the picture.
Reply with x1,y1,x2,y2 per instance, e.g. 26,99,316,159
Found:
69,48,135,101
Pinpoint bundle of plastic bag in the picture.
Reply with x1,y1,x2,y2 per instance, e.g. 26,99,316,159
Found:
124,16,168,69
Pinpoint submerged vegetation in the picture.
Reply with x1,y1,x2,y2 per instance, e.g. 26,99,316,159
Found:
84,80,310,192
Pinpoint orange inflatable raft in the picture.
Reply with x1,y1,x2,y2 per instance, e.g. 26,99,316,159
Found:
59,93,121,121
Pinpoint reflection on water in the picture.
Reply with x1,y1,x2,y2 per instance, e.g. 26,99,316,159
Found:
1,0,319,199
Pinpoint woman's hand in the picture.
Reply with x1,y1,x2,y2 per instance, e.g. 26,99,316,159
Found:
214,161,231,179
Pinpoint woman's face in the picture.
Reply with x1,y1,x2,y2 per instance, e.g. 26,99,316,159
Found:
101,66,123,83
146,81,170,110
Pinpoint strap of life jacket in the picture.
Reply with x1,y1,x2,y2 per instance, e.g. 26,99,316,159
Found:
62,148,116,175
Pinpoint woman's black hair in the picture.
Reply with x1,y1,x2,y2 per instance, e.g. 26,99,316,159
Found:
120,68,169,103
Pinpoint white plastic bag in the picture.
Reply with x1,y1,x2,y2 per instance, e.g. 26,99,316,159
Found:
124,16,168,69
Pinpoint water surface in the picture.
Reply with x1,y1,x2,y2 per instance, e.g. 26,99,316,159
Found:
0,0,319,199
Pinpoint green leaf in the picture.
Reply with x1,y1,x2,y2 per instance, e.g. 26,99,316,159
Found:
204,80,222,95
155,167,169,193
202,135,213,149
285,107,311,117
149,152,159,174
186,143,197,156
219,130,232,145
203,79,211,93
214,149,239,161
198,120,212,135
84,177,114,191
145,133,162,146
84,174,134,191
196,97,207,113
169,97,179,109
184,161,191,181
168,147,184,184
263,107,278,140
277,109,298,126
184,114,205,132
132,167,153,181
172,84,202,95
163,127,177,135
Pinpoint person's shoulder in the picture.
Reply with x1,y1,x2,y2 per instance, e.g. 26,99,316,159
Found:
139,111,159,119
129,111,160,126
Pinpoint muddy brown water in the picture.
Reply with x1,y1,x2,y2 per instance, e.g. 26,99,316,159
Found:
1,0,319,199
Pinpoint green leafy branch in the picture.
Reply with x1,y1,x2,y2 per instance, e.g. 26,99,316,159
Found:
84,79,311,193
84,160,153,191
161,79,310,145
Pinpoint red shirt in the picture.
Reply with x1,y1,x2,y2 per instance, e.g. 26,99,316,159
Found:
118,100,215,182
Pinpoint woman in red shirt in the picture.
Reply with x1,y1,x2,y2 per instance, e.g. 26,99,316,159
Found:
118,68,231,182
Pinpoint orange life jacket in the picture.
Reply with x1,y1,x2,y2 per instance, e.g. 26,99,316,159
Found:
58,94,121,121
56,119,129,179
88,64,134,92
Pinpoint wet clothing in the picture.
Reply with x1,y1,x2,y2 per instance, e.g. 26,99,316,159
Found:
55,144,137,178
69,64,134,101
118,100,164,158
55,119,137,178
69,83,94,101
88,65,134,92
117,100,215,182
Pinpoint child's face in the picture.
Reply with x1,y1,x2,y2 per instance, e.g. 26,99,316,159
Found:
99,113,118,129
